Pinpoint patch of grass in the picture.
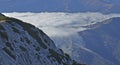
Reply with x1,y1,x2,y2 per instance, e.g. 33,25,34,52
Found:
72,60,85,65
0,14,9,22
35,53,40,60
12,27,20,34
19,46,27,52
9,18,47,49
24,37,31,44
20,38,24,42
35,46,40,51
4,17,47,49
48,49,64,64
2,47,16,60
64,53,70,60
0,31,8,40
0,25,5,30
5,42,14,51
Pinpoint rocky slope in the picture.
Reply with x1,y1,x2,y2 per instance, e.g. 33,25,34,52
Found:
0,13,82,65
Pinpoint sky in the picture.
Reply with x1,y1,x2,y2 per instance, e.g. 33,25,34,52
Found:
0,0,120,13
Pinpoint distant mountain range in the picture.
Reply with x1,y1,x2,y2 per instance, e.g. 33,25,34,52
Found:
78,17,120,65
0,0,120,13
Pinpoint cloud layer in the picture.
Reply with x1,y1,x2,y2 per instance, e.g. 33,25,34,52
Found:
3,12,120,47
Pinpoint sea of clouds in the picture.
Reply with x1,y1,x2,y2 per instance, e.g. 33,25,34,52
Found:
3,12,120,47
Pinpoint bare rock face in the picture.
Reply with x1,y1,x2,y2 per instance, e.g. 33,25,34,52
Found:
0,13,81,65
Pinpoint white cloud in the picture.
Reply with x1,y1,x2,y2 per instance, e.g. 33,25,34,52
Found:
3,12,120,47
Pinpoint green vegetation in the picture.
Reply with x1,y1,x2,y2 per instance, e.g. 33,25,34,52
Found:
72,60,86,65
65,53,70,60
10,18,48,49
24,37,31,44
35,53,40,60
20,38,24,42
0,31,8,40
5,42,14,51
48,48,64,64
35,46,40,51
19,46,27,52
12,27,20,34
48,48,85,65
0,25,5,30
0,14,8,22
2,47,16,60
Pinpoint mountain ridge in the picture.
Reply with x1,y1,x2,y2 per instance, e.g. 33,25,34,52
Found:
0,13,82,65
